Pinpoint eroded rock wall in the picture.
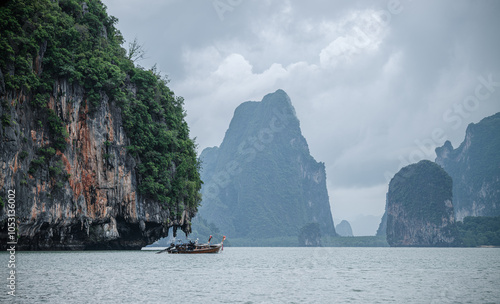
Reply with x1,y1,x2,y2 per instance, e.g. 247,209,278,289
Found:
0,80,190,250
435,112,500,220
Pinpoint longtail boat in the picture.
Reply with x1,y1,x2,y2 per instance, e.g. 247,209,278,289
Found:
157,236,226,254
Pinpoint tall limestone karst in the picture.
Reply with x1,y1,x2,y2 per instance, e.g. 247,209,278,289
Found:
198,90,336,245
0,0,201,250
386,160,459,247
435,112,500,220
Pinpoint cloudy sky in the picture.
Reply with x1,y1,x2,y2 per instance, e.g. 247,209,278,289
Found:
103,0,500,235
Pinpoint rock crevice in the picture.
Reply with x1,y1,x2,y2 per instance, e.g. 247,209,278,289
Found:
0,79,189,250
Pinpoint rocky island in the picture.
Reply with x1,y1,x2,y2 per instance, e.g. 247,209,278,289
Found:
197,90,337,245
336,220,354,237
0,0,202,250
385,160,459,247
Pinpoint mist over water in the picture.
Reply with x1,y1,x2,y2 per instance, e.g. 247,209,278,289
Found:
1,248,499,303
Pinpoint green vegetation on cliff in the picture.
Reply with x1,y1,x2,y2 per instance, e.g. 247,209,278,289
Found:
456,216,500,247
0,0,201,212
389,160,453,225
122,67,201,210
0,0,125,103
386,160,459,247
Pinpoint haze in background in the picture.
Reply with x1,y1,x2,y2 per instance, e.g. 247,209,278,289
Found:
104,0,500,235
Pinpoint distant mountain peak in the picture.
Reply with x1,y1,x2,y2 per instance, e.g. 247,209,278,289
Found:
336,220,353,237
197,90,336,244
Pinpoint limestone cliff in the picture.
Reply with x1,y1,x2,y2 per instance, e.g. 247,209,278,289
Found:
376,212,387,236
386,160,459,247
197,90,336,244
335,220,353,237
435,112,500,220
0,0,201,250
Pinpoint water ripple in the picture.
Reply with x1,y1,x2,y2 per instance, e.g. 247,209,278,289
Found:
0,248,499,303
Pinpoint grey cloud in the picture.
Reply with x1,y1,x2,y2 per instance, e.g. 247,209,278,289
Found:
103,0,500,232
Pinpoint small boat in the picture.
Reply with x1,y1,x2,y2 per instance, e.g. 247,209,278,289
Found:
157,236,226,254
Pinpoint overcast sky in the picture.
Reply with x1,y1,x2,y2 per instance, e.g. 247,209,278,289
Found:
103,0,500,235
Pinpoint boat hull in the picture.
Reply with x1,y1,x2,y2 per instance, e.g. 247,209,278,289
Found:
167,244,222,254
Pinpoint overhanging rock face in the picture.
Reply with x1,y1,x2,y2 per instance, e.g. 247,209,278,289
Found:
0,79,193,250
0,1,203,250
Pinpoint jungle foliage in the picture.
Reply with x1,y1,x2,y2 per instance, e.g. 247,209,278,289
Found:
456,216,500,247
388,160,453,225
0,0,202,211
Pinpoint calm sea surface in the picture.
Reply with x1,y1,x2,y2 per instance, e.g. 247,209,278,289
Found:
1,247,499,303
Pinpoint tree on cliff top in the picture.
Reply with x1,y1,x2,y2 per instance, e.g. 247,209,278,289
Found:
0,0,202,215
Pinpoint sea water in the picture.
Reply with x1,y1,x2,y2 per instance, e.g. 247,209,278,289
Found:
0,247,499,303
